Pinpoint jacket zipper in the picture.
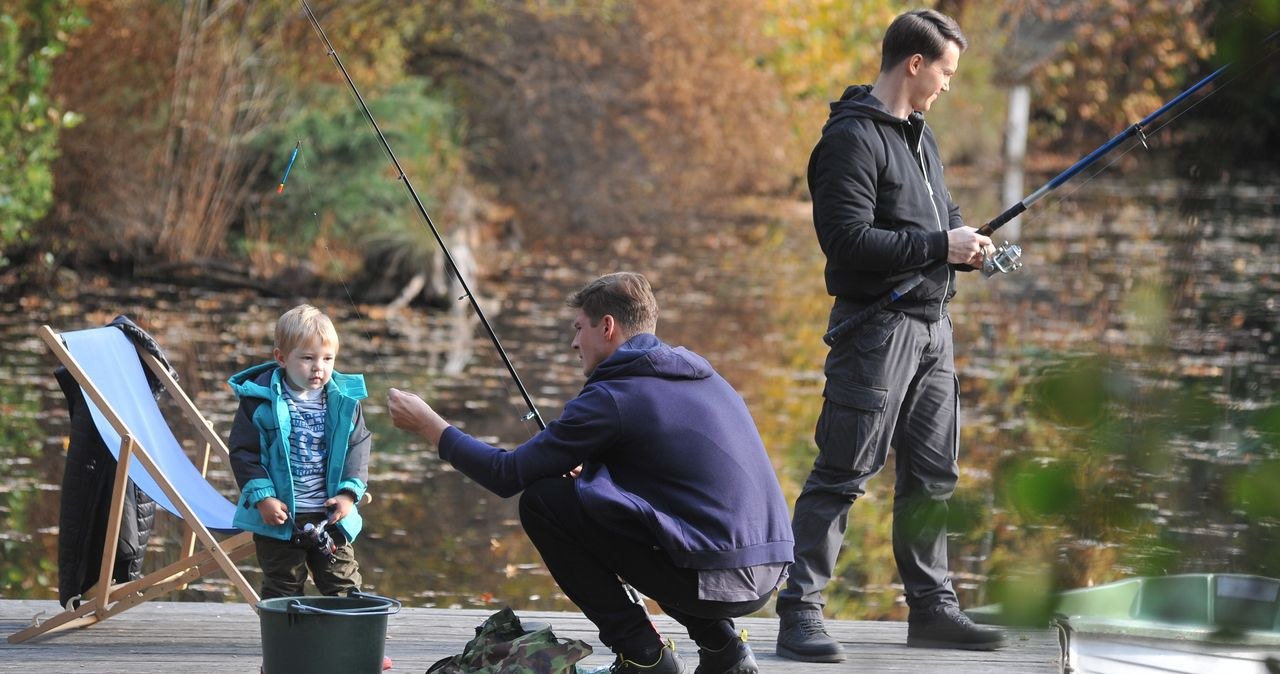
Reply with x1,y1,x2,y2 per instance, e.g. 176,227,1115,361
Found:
901,124,948,321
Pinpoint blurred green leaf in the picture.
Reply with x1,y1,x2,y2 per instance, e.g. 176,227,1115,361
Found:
986,569,1057,626
1002,458,1078,520
1029,357,1108,428
1232,460,1280,519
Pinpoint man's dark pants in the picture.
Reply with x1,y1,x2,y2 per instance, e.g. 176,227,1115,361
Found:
519,477,770,655
777,306,961,615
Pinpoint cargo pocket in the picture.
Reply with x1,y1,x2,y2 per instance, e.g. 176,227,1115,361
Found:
815,377,889,474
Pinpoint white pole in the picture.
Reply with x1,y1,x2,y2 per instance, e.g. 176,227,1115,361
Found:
1002,83,1031,240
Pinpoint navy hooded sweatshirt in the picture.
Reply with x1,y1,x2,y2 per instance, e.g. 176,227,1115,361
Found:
810,84,969,321
439,333,794,571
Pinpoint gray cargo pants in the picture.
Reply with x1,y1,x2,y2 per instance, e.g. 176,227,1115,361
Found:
777,304,960,614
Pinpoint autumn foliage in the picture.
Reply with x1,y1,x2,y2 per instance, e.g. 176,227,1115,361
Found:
7,0,1268,279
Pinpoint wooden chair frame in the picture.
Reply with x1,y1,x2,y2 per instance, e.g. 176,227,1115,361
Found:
8,326,260,643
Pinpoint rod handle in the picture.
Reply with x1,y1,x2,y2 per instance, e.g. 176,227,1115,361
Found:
978,202,1027,237
822,273,928,346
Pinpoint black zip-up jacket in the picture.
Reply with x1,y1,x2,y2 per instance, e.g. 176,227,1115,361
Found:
809,84,966,321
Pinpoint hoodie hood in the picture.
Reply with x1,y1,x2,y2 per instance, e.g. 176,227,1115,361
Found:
824,84,926,136
586,333,712,385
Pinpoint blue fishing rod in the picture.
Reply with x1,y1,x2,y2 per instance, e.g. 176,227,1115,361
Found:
822,53,1247,347
299,0,545,429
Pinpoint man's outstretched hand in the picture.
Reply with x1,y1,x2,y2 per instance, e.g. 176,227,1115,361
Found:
388,387,449,446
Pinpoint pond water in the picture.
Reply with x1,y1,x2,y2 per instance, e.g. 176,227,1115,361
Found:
1,174,1276,621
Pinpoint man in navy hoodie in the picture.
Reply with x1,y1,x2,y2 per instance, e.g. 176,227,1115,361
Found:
388,272,793,674
774,9,1007,663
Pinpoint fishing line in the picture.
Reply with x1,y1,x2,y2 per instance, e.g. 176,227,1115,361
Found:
1020,38,1279,218
295,0,545,438
272,138,391,375
283,140,542,444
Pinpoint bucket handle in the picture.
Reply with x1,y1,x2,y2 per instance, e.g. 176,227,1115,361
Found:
349,590,402,612
286,592,401,617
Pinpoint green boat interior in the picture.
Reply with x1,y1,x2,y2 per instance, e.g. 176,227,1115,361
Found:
972,573,1280,645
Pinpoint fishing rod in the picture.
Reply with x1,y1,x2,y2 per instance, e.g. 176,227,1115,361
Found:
822,49,1253,347
299,0,545,429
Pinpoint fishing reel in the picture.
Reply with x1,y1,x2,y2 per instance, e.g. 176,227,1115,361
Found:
295,520,337,561
981,241,1023,278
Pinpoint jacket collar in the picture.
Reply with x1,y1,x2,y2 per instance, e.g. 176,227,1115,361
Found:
227,362,367,402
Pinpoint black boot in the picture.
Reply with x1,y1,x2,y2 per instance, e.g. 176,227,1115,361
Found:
608,640,688,674
694,633,758,674
907,604,1008,650
776,610,846,663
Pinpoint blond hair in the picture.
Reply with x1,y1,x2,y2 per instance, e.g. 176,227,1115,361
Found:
566,272,658,337
275,304,339,355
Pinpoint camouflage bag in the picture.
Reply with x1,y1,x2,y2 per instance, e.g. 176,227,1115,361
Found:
427,607,593,674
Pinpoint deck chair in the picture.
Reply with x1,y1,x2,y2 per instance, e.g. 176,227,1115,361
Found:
9,324,260,643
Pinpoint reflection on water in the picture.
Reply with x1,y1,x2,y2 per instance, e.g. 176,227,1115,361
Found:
0,176,1275,620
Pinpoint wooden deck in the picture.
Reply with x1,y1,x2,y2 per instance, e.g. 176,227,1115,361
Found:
0,599,1061,673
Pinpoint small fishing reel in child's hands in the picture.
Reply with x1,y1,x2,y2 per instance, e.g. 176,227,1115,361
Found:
295,520,337,561
981,241,1023,278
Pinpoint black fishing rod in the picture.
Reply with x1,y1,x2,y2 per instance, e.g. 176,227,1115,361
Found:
822,54,1246,347
299,0,545,429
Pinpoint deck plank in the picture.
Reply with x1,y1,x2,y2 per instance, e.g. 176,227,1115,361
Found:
0,600,1061,673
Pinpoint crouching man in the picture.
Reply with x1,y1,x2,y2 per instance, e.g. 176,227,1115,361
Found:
389,272,794,674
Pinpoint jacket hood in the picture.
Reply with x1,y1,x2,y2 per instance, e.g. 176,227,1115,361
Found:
824,84,925,133
586,333,712,385
227,361,367,402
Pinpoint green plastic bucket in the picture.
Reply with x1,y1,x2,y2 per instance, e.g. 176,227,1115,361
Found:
258,592,401,674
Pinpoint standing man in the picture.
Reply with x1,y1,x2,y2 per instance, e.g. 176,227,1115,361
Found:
775,9,1008,662
389,272,794,674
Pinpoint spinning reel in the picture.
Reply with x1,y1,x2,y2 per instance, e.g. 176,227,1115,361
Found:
981,241,1023,278
300,521,337,559
294,505,339,563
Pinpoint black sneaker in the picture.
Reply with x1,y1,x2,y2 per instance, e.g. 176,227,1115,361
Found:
907,604,1008,651
694,633,758,674
607,640,688,674
776,610,846,663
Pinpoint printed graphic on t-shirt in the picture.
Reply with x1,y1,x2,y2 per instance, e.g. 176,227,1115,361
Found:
285,388,329,512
